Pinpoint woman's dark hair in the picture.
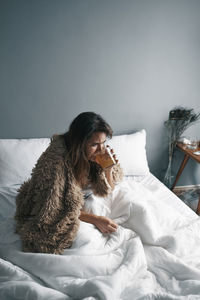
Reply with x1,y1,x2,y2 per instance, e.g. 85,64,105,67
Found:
63,112,113,186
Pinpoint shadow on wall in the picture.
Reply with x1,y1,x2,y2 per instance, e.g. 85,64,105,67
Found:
152,147,169,182
148,126,169,182
172,150,199,186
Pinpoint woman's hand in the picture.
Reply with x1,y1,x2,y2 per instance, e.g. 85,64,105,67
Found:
92,215,118,234
103,147,118,190
109,147,118,164
79,211,118,234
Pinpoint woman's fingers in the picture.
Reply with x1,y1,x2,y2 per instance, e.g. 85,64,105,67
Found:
95,216,118,234
105,145,120,166
110,221,118,229
110,149,118,164
113,154,118,164
107,224,117,232
106,220,118,233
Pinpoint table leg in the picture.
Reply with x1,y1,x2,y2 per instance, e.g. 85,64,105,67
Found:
196,197,200,215
171,154,190,190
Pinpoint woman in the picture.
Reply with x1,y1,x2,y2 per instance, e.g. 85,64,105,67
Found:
15,112,123,254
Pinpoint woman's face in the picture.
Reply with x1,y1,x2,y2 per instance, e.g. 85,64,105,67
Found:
85,131,107,161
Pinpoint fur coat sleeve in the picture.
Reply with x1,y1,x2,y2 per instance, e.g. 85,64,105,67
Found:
15,135,83,254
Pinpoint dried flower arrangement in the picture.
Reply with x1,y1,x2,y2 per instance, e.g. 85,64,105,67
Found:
163,107,200,188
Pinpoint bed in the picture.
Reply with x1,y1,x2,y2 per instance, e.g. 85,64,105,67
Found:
0,130,200,300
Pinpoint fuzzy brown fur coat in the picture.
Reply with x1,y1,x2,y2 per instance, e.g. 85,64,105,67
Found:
15,134,123,254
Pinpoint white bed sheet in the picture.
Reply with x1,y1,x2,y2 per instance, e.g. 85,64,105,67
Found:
0,173,200,300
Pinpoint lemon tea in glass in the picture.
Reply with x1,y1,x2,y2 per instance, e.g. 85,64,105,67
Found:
95,146,116,169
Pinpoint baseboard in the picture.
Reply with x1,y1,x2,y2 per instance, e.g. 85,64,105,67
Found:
173,184,200,192
173,185,200,197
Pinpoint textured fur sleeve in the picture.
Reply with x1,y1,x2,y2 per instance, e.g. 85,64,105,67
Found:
15,135,83,228
15,179,32,225
15,135,84,254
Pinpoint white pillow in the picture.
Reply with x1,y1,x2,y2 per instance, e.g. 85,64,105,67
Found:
0,130,149,187
109,129,149,176
0,138,50,187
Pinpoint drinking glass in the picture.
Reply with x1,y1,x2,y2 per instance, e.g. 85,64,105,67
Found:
187,137,198,150
95,145,116,168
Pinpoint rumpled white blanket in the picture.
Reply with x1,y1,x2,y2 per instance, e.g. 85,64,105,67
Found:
1,178,200,300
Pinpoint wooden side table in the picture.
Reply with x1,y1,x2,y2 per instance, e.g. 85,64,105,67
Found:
171,142,200,215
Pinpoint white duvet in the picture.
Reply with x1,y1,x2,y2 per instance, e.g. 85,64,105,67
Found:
1,175,200,300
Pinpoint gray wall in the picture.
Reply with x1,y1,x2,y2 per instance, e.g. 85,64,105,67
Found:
0,0,200,185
